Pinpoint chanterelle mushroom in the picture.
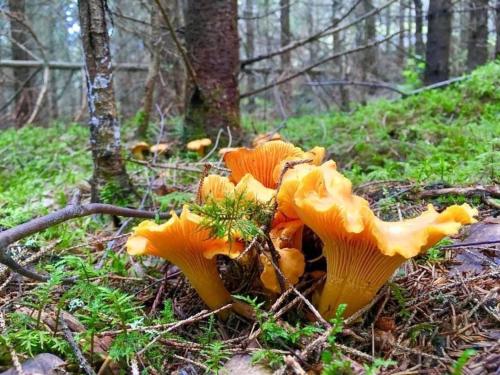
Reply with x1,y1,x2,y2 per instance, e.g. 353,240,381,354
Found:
131,142,150,160
187,138,212,156
126,206,242,318
284,161,477,318
223,141,324,189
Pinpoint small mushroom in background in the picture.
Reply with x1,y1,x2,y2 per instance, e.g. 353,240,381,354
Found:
150,143,170,157
252,132,282,147
283,160,478,318
126,206,243,319
187,138,212,156
130,141,150,160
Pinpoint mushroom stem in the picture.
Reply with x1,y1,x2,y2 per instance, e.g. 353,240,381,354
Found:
319,240,404,319
174,256,232,320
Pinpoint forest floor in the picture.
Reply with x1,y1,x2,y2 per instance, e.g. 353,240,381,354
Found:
0,63,498,374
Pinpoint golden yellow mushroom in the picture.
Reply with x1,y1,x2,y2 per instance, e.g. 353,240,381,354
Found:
201,173,275,205
260,248,305,294
126,206,242,318
223,141,316,189
290,162,477,318
187,138,212,156
150,143,169,155
252,132,282,147
131,142,150,160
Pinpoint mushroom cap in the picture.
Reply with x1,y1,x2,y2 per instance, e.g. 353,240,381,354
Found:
187,138,212,151
293,161,478,259
131,141,150,153
150,143,169,154
259,248,305,294
201,175,235,202
252,132,282,147
269,219,304,251
127,206,242,261
201,173,275,205
223,141,307,188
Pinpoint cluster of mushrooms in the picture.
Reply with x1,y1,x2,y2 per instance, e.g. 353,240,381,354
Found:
126,136,477,320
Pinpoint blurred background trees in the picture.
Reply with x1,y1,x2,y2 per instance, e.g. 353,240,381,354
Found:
1,0,499,131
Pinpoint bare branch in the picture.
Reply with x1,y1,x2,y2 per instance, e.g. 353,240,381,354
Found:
0,60,149,71
241,0,396,67
0,202,169,281
153,0,198,87
306,79,407,96
241,31,401,98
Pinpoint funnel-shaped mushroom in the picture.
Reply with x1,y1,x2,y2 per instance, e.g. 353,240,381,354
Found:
150,143,169,156
131,142,150,160
290,162,477,318
187,138,212,156
126,206,242,317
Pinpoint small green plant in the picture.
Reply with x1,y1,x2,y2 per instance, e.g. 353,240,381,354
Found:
157,191,193,211
451,349,476,375
423,238,453,263
321,304,351,375
191,193,273,243
408,322,435,343
201,341,231,374
364,358,397,374
388,282,411,319
251,349,285,369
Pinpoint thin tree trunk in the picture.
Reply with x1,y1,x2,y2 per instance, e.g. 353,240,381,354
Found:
363,0,378,80
8,0,35,127
466,0,489,71
77,0,131,202
244,0,256,112
280,0,291,114
333,1,350,111
184,0,241,141
413,0,424,57
496,0,500,59
424,0,452,84
137,6,161,138
398,0,406,65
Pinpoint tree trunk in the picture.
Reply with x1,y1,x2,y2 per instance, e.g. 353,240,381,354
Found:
466,0,489,71
413,0,424,57
424,0,452,85
333,1,350,111
8,0,35,127
77,0,131,202
398,0,406,65
244,0,256,112
137,6,161,138
362,0,378,80
184,0,241,141
280,0,291,114
496,0,500,59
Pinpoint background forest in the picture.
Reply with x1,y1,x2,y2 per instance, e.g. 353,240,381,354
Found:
0,0,499,374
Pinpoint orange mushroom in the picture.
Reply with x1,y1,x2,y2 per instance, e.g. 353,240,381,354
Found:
288,161,477,318
223,141,324,189
126,206,242,318
252,132,282,147
131,142,150,160
150,143,169,156
187,138,212,156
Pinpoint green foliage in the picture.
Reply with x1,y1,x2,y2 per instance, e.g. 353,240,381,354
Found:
245,62,500,186
320,304,350,375
363,358,397,375
388,282,410,319
451,349,476,375
423,238,453,263
201,341,231,374
408,323,435,343
251,349,285,369
191,193,273,242
401,58,425,91
157,191,193,211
